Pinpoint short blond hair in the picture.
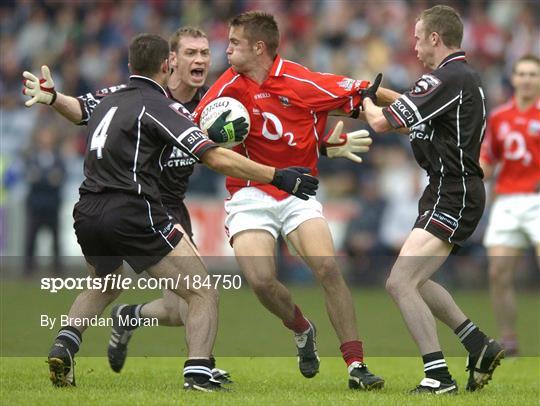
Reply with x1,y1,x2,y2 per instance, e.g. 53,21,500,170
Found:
169,26,207,53
417,5,463,48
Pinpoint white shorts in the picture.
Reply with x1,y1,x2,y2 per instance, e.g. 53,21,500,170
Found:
483,194,540,248
224,187,324,242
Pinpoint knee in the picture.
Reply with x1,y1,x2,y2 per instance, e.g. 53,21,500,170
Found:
247,274,277,296
85,286,123,305
313,257,341,285
385,271,409,299
385,276,399,297
488,262,512,285
102,287,123,303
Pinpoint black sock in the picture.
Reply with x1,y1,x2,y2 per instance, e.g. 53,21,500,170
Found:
422,351,453,384
209,356,216,370
56,326,82,355
184,358,213,384
118,304,144,331
454,319,487,354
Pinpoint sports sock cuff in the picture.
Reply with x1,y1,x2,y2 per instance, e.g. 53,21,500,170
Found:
183,358,213,378
282,305,310,334
422,351,452,382
209,355,216,369
56,326,82,354
454,318,487,354
340,340,364,366
454,319,475,340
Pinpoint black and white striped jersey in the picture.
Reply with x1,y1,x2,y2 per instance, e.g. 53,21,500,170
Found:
78,83,208,203
383,51,486,179
79,76,216,197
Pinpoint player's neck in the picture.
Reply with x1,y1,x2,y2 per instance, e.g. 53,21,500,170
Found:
433,47,462,70
168,83,198,104
244,57,273,85
515,95,538,112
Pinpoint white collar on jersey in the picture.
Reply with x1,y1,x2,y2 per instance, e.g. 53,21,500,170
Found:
129,75,169,97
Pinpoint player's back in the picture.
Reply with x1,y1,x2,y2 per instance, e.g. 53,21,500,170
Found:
80,77,170,199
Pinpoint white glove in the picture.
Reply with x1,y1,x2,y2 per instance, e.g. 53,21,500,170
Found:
323,121,372,163
22,65,57,107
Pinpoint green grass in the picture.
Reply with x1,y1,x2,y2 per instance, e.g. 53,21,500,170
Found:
1,280,539,404
1,357,539,405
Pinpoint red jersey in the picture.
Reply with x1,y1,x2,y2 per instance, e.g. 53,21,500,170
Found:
194,55,368,199
481,97,540,194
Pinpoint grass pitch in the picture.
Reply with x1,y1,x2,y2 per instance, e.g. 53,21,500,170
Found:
1,356,539,405
1,280,539,404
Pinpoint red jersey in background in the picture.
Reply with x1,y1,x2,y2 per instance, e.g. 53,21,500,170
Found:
481,97,540,194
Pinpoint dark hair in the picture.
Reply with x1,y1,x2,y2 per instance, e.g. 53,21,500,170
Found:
417,5,463,48
512,54,540,73
169,26,207,53
230,11,280,57
128,33,169,76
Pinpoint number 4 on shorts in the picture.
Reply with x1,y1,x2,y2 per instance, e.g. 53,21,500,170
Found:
90,107,118,159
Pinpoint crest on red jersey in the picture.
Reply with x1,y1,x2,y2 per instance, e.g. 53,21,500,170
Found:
529,120,540,136
279,96,291,107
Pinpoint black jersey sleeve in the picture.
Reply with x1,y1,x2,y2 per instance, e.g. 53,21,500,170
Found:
143,99,216,162
77,85,128,125
383,72,461,129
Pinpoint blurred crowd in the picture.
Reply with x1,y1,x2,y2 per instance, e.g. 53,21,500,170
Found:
1,0,539,284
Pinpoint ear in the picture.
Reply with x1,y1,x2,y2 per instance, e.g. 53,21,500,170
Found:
169,51,177,68
430,32,440,46
161,58,169,73
254,41,265,56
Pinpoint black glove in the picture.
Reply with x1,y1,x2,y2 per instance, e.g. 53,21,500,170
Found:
360,73,383,104
270,167,319,200
207,110,249,144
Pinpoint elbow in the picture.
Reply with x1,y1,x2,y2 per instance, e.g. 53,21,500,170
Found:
201,147,229,173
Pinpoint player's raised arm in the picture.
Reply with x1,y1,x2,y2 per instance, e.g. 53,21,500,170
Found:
22,65,83,123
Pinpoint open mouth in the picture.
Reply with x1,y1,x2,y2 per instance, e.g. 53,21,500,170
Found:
190,68,205,79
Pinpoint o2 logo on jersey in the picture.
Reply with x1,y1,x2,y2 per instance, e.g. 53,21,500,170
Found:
503,130,532,166
261,112,296,146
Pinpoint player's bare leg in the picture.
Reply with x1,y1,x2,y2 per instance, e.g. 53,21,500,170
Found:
147,237,218,359
145,237,225,391
48,263,124,387
287,218,357,343
418,280,467,330
487,245,522,355
233,230,321,378
233,230,296,322
136,289,187,326
287,217,384,389
386,229,454,353
387,228,503,392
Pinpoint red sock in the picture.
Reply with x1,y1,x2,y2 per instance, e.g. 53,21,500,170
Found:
340,340,364,366
283,305,310,333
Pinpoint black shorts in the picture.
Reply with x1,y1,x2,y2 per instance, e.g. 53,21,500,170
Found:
414,176,485,246
163,200,193,240
73,192,183,276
